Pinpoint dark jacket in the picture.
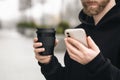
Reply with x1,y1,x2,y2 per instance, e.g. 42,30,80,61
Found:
39,1,120,80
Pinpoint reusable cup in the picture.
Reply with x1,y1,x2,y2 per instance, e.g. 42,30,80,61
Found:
36,28,56,55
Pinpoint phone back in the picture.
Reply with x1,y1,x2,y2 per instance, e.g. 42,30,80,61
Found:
65,28,88,47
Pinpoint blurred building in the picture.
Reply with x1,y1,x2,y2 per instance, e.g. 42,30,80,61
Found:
63,0,82,27
18,0,60,26
19,0,32,11
18,0,82,27
0,0,20,29
19,0,32,22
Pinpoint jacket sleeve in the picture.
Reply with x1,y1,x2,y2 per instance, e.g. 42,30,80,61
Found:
38,55,68,80
85,53,120,80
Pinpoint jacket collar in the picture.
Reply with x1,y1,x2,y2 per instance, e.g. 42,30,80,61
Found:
79,10,95,26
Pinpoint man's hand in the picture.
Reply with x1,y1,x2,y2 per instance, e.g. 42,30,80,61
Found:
33,38,59,64
64,36,100,65
33,38,52,64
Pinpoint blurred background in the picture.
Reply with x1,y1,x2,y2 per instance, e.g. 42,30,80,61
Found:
0,0,82,80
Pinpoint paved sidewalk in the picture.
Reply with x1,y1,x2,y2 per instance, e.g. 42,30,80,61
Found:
0,29,64,80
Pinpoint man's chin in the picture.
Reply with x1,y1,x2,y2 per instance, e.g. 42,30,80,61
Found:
83,9,98,16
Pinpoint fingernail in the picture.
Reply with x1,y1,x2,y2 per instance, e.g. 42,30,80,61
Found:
88,36,91,39
42,48,45,51
64,38,68,41
39,42,43,46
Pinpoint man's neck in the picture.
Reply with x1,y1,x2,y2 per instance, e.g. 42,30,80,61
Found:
93,0,116,25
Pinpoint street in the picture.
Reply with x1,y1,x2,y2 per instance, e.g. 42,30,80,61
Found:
0,29,64,80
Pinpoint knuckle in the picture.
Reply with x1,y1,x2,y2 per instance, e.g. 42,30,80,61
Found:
35,55,39,60
35,55,38,59
70,56,74,60
69,55,72,59
34,49,37,53
34,38,37,42
69,54,75,60
33,44,36,48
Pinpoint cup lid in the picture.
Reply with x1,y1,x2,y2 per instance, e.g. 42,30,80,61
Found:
37,28,55,33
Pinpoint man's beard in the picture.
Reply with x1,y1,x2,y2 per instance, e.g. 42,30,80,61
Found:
81,0,110,16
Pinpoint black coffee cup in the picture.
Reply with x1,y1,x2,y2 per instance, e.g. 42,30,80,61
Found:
36,28,56,55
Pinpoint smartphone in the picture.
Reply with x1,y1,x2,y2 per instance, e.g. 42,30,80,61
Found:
65,28,88,47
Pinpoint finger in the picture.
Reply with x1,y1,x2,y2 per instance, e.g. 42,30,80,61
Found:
35,55,51,60
36,55,52,64
34,48,45,54
66,47,77,59
55,39,59,46
65,38,83,57
87,36,100,52
33,38,38,43
33,42,42,48
67,37,88,51
66,47,84,63
65,38,78,52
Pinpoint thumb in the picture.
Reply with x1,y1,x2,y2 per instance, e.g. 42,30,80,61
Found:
87,36,100,52
55,39,59,47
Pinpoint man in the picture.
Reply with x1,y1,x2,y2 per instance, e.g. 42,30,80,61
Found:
33,0,120,80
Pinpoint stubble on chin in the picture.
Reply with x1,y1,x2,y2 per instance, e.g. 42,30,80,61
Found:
82,0,110,16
